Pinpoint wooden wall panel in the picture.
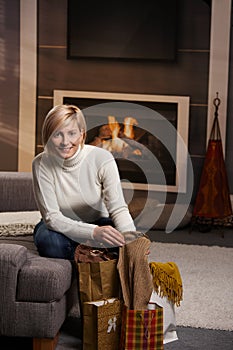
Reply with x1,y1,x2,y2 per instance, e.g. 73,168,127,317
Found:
177,0,211,49
36,0,215,200
189,106,208,156
38,49,209,100
0,0,20,171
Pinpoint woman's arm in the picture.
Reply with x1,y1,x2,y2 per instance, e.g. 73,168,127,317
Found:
98,154,136,233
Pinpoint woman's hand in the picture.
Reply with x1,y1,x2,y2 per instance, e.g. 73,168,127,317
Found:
93,225,125,247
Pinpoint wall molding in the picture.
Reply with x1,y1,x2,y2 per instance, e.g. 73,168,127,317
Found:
207,0,232,154
18,0,37,171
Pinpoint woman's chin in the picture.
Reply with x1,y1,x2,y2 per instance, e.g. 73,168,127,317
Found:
57,148,75,159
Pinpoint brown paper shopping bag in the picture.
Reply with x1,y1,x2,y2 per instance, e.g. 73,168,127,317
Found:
82,298,123,350
77,258,121,304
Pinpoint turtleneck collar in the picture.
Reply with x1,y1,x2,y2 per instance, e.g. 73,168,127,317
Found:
44,145,83,171
62,146,82,170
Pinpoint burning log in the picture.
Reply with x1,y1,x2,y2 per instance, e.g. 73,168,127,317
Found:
89,115,152,159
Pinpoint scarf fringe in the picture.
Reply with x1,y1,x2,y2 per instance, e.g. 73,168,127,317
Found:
149,262,183,307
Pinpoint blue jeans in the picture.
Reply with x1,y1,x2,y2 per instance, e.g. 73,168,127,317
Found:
33,217,114,260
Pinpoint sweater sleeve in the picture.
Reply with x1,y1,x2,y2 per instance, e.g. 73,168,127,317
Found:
98,154,136,232
32,155,97,242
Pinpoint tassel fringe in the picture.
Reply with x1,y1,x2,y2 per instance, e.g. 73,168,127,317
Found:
149,262,183,306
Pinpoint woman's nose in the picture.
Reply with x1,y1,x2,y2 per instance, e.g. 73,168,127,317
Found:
61,134,70,145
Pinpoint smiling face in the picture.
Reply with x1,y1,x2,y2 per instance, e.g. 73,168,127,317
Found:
51,119,83,159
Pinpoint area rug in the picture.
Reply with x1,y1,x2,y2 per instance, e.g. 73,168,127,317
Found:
148,242,233,331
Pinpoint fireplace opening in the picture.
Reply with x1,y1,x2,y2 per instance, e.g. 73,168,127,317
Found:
86,115,176,186
54,91,190,193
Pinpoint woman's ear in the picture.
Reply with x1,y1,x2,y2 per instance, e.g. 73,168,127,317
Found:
79,130,85,148
81,130,87,146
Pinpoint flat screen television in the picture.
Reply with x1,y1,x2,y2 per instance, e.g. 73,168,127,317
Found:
67,0,177,61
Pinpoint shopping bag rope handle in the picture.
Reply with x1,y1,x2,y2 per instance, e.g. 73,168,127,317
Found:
138,313,155,339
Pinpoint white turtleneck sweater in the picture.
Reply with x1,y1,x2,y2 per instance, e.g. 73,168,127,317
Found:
32,144,136,242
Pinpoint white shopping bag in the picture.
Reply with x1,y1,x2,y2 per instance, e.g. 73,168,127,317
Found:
150,290,178,344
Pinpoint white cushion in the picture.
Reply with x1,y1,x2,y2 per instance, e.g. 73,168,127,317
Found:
0,211,41,225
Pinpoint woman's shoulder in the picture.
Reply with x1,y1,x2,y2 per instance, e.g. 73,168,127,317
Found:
32,152,43,165
82,145,115,169
83,144,113,159
32,151,51,169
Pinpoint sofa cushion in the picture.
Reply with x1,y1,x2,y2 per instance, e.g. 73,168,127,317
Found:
16,252,73,302
0,172,37,212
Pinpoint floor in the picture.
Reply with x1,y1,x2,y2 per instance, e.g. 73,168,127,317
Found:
2,318,233,350
147,225,233,248
58,224,233,349
1,224,233,349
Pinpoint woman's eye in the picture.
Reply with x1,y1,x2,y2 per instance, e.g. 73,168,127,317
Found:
53,132,61,138
69,131,77,137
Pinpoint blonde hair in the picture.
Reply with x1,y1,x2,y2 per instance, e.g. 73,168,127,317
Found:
42,104,86,148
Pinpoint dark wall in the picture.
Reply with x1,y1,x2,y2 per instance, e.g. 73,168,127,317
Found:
37,0,212,202
0,0,232,200
0,0,20,170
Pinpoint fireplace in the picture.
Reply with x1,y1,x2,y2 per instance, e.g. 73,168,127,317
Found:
54,91,190,193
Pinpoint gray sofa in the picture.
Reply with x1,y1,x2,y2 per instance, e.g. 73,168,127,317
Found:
0,172,80,350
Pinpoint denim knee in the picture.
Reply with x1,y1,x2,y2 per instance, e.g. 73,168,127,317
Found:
33,220,77,260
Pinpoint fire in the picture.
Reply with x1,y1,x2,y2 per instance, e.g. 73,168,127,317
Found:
108,116,120,139
123,117,138,139
101,116,127,153
90,115,143,157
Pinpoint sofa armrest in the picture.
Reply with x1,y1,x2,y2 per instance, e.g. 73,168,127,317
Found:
0,244,27,300
0,244,28,333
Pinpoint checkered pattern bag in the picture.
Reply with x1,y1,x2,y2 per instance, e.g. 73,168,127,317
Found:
120,305,164,350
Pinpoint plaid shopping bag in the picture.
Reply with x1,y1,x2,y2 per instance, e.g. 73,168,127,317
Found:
120,304,164,350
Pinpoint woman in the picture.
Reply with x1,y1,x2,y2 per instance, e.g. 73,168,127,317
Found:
32,104,136,260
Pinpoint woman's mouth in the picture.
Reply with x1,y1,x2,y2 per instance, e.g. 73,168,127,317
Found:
58,147,72,151
54,144,78,159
